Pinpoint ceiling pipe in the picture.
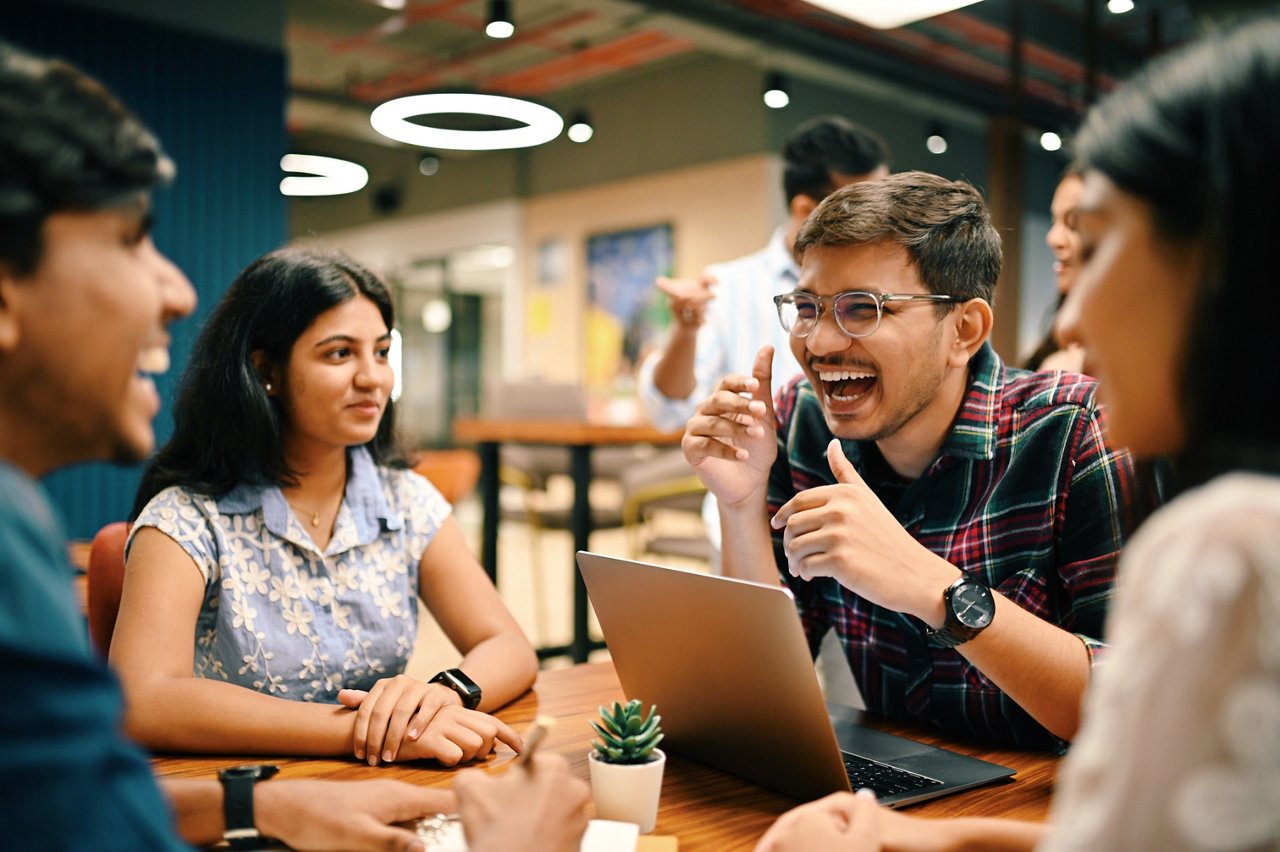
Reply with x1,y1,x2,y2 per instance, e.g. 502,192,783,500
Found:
1085,0,1099,105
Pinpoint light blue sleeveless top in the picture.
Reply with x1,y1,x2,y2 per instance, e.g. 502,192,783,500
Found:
130,447,450,702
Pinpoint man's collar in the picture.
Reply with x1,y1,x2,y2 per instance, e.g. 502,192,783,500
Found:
823,343,1002,481
940,342,1003,461
765,226,800,283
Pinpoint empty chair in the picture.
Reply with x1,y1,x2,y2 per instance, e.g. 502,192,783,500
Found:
412,448,481,505
482,380,630,530
86,521,129,656
620,449,712,563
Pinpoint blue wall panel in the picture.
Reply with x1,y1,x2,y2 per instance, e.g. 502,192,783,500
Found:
0,4,287,538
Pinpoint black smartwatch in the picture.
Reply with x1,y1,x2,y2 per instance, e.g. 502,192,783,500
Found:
218,763,280,850
429,668,482,710
926,575,996,648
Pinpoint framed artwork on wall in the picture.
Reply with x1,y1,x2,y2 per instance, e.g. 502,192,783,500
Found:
584,223,674,403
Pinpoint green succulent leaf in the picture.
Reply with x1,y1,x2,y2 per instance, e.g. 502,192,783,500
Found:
592,698,664,764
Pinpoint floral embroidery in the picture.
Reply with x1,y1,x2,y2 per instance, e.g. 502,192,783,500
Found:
1175,678,1280,849
1042,474,1280,851
132,449,450,703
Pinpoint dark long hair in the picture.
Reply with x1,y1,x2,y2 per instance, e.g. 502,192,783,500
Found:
1023,165,1084,371
1074,14,1280,493
132,248,407,517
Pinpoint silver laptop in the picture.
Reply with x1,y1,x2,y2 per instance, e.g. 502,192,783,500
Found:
577,551,1015,806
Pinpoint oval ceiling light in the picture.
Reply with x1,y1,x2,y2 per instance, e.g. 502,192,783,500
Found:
279,154,369,196
370,93,564,151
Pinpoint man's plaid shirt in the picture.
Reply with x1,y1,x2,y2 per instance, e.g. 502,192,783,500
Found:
768,343,1141,750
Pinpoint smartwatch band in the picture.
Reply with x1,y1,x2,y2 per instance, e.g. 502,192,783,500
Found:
219,764,279,849
429,668,482,710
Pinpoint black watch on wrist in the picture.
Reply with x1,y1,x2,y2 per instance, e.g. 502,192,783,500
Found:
429,668,482,710
926,575,995,649
218,763,280,850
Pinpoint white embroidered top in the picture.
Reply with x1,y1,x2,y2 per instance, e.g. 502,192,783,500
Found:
1041,472,1280,851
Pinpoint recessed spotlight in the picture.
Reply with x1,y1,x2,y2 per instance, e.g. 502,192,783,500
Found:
370,93,564,150
419,154,441,176
1040,131,1063,152
279,154,368,196
1107,0,1135,13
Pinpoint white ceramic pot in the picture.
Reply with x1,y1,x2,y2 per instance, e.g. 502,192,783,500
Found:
588,748,666,834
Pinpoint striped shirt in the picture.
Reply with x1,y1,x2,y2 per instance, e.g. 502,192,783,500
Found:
768,343,1139,749
638,227,800,431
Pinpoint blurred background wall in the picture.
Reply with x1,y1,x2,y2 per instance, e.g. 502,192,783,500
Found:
6,0,1249,537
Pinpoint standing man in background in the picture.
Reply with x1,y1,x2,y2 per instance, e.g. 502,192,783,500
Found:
638,115,891,434
637,116,891,561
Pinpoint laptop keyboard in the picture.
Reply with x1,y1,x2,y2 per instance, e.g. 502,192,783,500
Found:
841,753,944,798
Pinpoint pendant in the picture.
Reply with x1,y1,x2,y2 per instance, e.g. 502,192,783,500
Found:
311,512,320,527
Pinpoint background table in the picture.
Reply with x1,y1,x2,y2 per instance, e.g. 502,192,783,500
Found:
152,662,1060,850
452,417,684,663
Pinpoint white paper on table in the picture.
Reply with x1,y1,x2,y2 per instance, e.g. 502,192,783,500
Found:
428,818,639,851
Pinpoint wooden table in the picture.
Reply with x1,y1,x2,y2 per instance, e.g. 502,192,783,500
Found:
152,662,1059,850
452,417,684,663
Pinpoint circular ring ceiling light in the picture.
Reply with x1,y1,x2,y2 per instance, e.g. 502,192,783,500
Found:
370,93,564,151
279,154,368,196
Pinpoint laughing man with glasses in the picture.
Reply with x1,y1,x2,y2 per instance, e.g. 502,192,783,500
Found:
682,171,1151,749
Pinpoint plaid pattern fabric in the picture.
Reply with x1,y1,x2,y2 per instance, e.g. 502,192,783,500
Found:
768,343,1140,749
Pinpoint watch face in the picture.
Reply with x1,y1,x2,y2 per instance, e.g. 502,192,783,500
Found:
952,582,995,629
432,669,482,708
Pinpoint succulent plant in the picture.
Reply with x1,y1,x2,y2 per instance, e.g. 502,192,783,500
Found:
590,699,664,765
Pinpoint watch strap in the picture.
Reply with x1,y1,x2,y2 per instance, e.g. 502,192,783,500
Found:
429,668,482,710
925,622,977,648
925,576,990,648
220,765,279,849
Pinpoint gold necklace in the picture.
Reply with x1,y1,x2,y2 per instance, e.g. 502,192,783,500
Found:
285,485,341,530
286,499,325,528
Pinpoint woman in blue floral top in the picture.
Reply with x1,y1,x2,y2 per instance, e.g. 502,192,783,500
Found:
113,248,537,768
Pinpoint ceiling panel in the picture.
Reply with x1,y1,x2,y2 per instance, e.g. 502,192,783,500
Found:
285,0,1232,145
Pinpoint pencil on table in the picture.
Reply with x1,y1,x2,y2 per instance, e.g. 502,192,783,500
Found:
512,715,555,769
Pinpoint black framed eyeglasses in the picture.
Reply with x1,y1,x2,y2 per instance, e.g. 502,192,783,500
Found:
773,290,961,339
